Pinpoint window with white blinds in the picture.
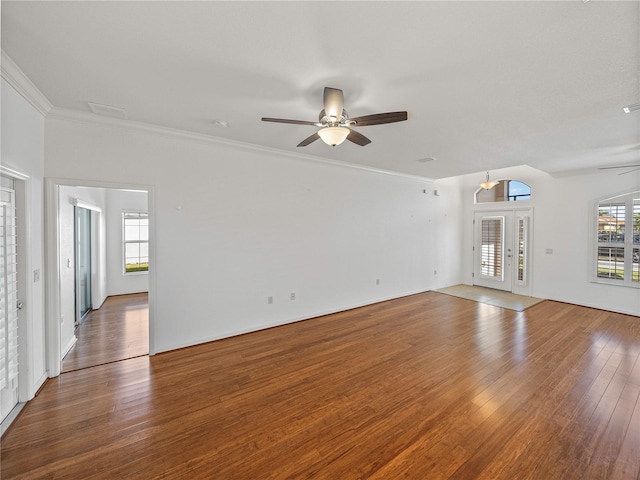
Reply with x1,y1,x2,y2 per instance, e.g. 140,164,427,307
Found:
0,188,19,390
480,217,503,279
595,192,639,288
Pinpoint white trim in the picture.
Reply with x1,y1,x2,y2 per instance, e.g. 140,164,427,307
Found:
0,166,29,182
595,189,640,205
1,50,53,116
72,198,102,213
544,295,639,318
44,180,62,377
45,178,157,372
0,168,42,404
61,335,77,359
591,191,640,289
33,371,48,396
122,211,149,276
0,402,26,437
47,107,434,184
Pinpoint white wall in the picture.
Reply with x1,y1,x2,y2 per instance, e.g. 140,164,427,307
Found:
458,165,640,316
432,177,465,289
106,189,149,296
57,186,108,356
45,118,439,353
1,78,47,399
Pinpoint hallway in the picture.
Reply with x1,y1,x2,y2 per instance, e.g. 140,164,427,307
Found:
61,293,149,372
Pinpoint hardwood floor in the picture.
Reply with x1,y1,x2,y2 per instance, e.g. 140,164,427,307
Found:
3,292,639,479
61,293,149,372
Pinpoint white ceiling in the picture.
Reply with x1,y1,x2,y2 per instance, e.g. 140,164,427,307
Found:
2,1,639,179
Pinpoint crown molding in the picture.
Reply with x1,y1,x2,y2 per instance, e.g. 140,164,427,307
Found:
1,50,53,116
47,107,434,183
0,49,430,183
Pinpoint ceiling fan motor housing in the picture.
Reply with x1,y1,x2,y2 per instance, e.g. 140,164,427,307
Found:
319,109,350,127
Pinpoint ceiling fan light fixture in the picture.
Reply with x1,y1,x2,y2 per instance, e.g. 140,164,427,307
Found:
479,171,499,190
318,126,350,146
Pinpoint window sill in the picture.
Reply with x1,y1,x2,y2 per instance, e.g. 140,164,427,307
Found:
123,271,149,277
591,278,640,289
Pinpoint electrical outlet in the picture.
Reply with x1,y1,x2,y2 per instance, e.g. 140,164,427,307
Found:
376,279,380,285
290,293,296,301
268,296,273,304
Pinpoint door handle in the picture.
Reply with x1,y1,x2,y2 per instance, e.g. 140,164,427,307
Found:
17,301,23,310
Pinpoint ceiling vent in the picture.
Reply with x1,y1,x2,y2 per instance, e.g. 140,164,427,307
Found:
87,102,128,120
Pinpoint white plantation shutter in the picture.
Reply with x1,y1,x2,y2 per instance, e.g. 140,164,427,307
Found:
0,214,6,390
0,190,19,390
480,217,503,279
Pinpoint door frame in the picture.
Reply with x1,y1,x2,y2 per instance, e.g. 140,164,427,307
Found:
0,167,34,408
73,202,100,326
473,207,533,296
1,182,20,424
45,178,156,378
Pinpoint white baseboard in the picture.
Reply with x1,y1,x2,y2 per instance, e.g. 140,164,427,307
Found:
1,402,26,437
155,288,431,354
61,335,77,359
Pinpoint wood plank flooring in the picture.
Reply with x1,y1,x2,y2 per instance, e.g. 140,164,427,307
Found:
61,293,149,372
3,292,640,479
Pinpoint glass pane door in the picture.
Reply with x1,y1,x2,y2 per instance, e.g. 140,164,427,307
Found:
473,211,513,292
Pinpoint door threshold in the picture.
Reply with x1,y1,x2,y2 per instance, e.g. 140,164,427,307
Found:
436,284,544,312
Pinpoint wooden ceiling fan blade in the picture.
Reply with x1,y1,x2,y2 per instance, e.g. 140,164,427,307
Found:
598,164,640,170
323,87,344,123
262,117,317,126
350,111,408,127
297,132,320,147
346,130,372,146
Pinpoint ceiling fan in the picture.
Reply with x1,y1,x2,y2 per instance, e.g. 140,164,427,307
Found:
598,164,640,175
596,143,640,175
261,87,408,147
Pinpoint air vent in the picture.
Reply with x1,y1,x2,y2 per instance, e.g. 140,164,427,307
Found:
87,102,128,120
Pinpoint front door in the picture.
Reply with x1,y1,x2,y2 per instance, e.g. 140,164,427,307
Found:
1,184,19,423
473,209,532,294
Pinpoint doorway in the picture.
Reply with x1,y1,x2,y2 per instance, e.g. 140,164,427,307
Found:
473,209,532,296
55,185,151,374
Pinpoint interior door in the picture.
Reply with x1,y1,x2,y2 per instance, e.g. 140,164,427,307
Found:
474,211,514,292
1,185,19,423
75,206,92,325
